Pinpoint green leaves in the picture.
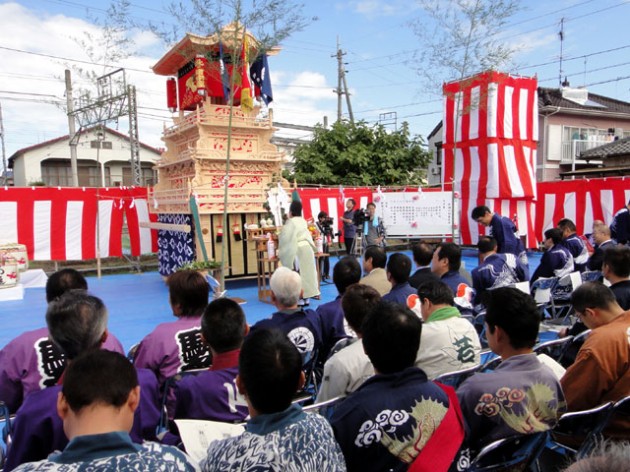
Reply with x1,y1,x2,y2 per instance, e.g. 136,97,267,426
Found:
289,120,430,186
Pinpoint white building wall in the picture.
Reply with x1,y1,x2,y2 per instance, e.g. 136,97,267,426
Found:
12,129,161,186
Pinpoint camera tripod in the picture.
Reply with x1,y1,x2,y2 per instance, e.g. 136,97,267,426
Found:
349,230,367,259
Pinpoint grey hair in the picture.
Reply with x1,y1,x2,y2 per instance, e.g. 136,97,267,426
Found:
564,441,630,472
46,290,108,360
270,267,302,307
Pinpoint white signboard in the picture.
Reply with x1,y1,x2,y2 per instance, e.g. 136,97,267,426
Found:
375,191,456,238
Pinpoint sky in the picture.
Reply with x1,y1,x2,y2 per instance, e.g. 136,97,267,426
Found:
1,0,630,174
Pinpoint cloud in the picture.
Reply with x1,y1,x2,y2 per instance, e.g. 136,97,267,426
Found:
270,71,337,136
0,3,341,164
336,1,413,19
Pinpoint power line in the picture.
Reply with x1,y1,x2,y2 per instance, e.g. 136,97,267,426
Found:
0,45,153,74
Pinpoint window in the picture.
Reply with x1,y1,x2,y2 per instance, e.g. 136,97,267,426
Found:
563,126,608,142
42,162,73,186
435,143,443,166
90,140,113,149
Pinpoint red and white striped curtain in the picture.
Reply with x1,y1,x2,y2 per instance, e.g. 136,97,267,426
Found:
536,178,630,241
442,71,539,247
0,187,157,261
3,180,628,261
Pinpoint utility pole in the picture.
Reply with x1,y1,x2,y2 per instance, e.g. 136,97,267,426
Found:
127,85,142,186
333,37,343,122
65,70,79,187
342,61,354,123
332,37,354,123
558,18,565,88
0,103,6,185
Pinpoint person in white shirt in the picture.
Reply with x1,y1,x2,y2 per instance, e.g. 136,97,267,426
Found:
415,280,481,379
316,284,380,402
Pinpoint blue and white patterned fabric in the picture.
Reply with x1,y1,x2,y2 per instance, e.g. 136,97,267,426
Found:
157,214,196,276
12,431,199,471
472,253,527,305
201,404,346,472
561,233,588,272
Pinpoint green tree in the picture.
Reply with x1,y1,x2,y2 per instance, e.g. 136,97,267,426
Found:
288,120,430,186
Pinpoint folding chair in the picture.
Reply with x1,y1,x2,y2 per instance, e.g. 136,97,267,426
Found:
127,343,139,362
469,431,549,472
292,349,320,406
473,311,488,349
479,355,502,372
303,395,345,420
548,272,582,324
434,364,481,389
530,277,559,319
159,368,208,432
509,281,530,294
556,329,591,368
580,271,602,283
548,402,614,460
533,336,574,362
0,401,11,470
604,395,630,437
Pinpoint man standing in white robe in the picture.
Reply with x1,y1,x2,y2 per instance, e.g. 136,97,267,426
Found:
279,200,320,300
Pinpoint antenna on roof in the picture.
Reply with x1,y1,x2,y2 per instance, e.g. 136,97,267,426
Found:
558,18,565,88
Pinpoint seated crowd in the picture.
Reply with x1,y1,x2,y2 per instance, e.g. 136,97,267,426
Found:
1,228,629,471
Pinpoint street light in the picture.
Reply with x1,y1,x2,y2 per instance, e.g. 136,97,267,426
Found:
96,128,105,187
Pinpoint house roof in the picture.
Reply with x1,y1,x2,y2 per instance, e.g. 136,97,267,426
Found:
580,136,630,159
8,126,163,168
559,164,630,179
427,121,443,141
427,86,630,140
538,87,630,115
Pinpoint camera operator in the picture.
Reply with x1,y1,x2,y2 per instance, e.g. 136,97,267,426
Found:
364,202,386,248
316,211,333,281
340,199,357,255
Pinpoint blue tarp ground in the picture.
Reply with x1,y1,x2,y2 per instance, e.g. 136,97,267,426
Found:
0,250,542,352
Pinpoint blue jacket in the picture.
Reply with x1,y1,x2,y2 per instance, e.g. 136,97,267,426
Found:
315,297,349,361
490,213,525,257
472,253,527,305
441,271,474,317
562,233,588,272
251,308,324,364
531,244,574,282
382,282,417,307
587,239,615,271
331,367,458,472
611,207,630,244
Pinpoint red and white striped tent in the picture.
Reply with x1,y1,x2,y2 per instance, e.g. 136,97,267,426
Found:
442,71,539,247
0,187,157,261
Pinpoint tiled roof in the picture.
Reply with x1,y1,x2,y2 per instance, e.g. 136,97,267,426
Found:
580,137,630,159
538,87,630,114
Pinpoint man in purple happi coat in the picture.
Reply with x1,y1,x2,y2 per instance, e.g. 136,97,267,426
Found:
5,292,160,471
0,269,124,414
173,298,249,423
133,270,212,387
457,288,565,451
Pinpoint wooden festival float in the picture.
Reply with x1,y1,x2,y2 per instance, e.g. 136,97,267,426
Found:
150,23,285,280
